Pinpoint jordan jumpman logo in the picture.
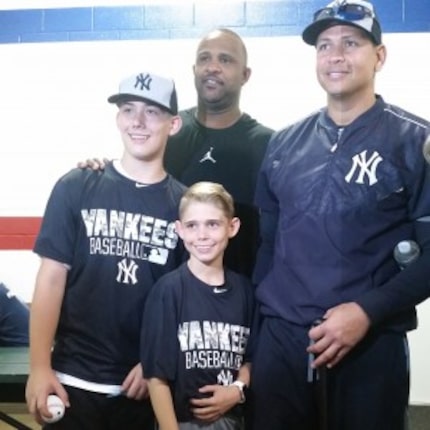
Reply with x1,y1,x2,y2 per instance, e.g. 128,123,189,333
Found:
199,147,216,163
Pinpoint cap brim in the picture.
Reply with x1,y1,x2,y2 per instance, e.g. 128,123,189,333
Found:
302,18,373,45
107,93,174,114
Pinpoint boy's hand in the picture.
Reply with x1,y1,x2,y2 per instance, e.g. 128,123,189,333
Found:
190,384,242,422
26,368,69,424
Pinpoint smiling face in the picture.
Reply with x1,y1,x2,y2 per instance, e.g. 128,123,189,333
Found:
315,25,385,104
176,201,239,268
116,100,180,163
193,30,251,113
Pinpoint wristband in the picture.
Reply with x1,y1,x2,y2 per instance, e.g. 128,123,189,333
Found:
231,380,246,404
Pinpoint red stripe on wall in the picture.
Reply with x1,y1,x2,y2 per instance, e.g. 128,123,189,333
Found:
0,217,42,250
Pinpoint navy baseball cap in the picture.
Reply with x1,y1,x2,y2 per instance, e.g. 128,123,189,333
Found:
302,0,382,46
108,71,178,115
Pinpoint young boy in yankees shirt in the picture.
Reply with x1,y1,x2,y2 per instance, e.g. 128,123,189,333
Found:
26,71,186,429
142,182,254,430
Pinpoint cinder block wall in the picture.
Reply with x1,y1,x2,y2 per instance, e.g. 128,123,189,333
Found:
0,0,428,44
0,1,429,250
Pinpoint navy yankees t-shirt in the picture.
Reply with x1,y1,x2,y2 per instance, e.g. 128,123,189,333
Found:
34,163,186,385
141,262,255,422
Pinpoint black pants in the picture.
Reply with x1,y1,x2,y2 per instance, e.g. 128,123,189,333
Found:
251,317,409,430
43,386,154,430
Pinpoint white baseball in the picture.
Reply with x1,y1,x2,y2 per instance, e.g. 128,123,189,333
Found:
42,394,65,423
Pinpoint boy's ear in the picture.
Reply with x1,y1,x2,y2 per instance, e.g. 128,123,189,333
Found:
169,115,183,136
175,220,184,239
228,217,241,239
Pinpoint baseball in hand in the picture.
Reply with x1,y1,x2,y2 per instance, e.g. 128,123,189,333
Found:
42,394,65,423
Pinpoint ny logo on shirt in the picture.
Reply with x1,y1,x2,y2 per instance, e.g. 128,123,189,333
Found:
217,369,234,386
116,258,138,284
345,150,383,186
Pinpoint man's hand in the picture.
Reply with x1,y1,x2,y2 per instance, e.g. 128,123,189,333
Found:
121,363,149,400
190,384,242,422
307,302,371,368
77,158,109,170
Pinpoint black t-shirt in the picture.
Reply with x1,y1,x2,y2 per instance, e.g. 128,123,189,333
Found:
141,263,255,422
164,108,274,278
34,164,187,384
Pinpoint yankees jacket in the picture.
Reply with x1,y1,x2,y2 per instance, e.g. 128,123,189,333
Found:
254,95,430,331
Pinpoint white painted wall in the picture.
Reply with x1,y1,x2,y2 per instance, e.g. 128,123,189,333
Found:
0,32,429,403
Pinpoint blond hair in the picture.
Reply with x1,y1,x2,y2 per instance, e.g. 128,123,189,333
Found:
179,182,235,219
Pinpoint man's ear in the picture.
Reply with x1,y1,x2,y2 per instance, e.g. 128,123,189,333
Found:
242,67,251,86
375,44,387,72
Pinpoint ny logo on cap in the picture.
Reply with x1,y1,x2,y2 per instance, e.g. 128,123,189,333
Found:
134,73,152,92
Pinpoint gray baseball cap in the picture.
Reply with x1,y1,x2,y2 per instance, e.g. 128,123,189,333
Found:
302,0,382,46
108,72,178,115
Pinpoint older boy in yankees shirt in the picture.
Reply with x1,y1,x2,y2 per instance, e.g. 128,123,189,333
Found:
26,71,186,429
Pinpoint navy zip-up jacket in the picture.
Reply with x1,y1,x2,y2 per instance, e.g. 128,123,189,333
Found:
254,96,430,331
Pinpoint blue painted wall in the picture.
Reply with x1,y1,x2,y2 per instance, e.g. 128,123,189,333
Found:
0,0,429,44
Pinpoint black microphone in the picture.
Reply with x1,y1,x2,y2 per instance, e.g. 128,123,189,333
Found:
423,135,430,165
393,240,420,270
